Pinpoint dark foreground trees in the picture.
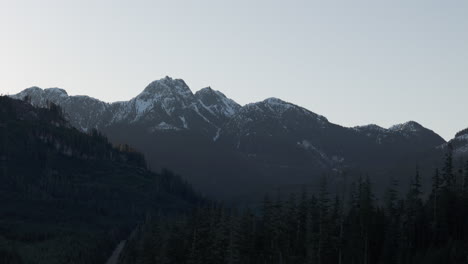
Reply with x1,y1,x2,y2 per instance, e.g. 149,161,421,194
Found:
0,96,202,264
121,146,468,264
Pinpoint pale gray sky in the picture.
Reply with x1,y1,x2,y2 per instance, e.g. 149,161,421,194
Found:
1,0,466,140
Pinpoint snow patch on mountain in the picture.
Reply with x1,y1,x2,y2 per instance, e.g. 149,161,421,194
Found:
389,121,423,133
238,98,328,123
297,140,329,161
353,124,391,143
263,98,294,113
195,87,241,118
149,122,180,132
180,116,188,129
192,104,213,124
297,140,314,150
450,129,468,156
140,76,194,102
455,128,468,139
134,98,154,118
456,134,468,141
115,76,196,123
213,128,221,142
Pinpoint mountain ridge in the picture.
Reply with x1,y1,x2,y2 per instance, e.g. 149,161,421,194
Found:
11,76,445,139
11,76,452,200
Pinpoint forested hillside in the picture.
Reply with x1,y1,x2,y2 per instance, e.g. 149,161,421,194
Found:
0,96,202,264
2,96,466,264
120,146,468,264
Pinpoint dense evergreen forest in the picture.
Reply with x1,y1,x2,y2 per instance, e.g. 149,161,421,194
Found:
0,97,202,264
2,96,468,264
120,146,468,264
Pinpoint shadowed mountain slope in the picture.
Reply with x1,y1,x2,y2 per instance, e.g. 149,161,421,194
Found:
12,77,448,200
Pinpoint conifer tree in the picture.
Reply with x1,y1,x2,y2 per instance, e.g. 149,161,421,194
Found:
359,177,374,264
317,176,332,264
305,194,319,264
441,144,455,190
382,177,399,264
237,208,255,263
296,187,309,259
226,212,240,264
261,193,274,256
285,192,298,258
401,168,425,261
463,160,468,196
210,208,229,264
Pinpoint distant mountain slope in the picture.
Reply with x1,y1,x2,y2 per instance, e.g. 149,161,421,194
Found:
0,96,201,264
448,127,468,156
12,77,448,200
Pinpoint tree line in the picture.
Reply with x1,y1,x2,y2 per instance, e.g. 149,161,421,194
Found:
120,145,468,264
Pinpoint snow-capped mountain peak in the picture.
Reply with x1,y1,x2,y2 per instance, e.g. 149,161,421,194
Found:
44,88,68,97
139,76,193,99
112,77,198,123
12,77,240,133
263,97,286,104
354,121,432,137
389,121,424,133
262,97,294,112
12,86,69,107
12,87,38,99
136,77,194,109
19,86,43,95
195,87,241,118
251,97,329,124
11,77,447,161
10,77,455,199
242,97,296,115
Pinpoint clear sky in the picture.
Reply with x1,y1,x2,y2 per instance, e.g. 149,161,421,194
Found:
0,0,466,140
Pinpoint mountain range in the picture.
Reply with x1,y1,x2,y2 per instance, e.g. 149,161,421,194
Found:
11,76,466,200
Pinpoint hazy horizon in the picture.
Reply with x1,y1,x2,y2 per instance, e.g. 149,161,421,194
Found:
1,0,466,140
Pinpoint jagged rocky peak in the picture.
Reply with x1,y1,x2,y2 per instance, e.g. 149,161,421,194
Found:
138,76,194,100
12,86,70,107
195,87,241,117
121,76,198,120
195,87,225,102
